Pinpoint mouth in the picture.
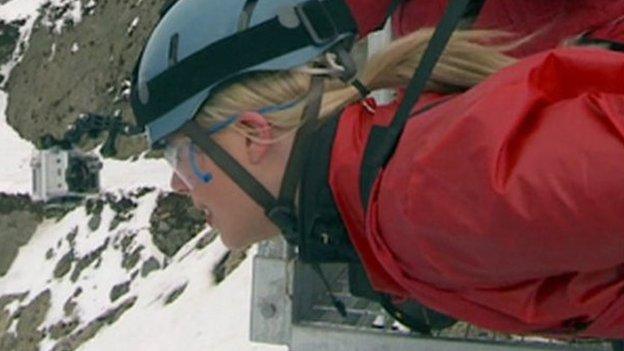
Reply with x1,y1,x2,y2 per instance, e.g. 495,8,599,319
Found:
203,207,214,227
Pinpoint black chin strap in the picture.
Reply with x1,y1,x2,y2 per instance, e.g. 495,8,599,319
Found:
181,76,326,243
268,76,325,242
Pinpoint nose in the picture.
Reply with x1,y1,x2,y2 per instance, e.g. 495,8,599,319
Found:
170,173,190,194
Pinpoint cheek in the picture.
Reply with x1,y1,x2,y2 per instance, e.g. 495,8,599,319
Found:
193,154,274,248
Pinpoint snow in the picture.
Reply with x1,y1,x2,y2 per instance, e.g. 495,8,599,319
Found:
127,16,139,36
0,0,48,20
0,91,34,193
48,42,57,61
0,189,285,351
100,157,171,192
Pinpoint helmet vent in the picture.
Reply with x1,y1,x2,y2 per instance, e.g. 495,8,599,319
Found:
238,0,260,32
277,6,301,29
168,33,179,67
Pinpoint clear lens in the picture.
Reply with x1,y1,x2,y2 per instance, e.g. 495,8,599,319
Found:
164,140,199,190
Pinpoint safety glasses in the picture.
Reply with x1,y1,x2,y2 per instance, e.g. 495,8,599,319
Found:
164,116,237,190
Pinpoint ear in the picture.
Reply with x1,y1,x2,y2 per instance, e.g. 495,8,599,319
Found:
239,111,272,165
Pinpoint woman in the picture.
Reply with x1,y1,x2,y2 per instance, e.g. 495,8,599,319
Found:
131,0,624,338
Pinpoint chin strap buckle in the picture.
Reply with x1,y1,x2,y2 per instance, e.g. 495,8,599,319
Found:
295,0,339,45
267,206,299,244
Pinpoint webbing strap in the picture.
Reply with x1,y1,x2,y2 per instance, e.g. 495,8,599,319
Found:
272,76,325,242
359,0,472,209
387,0,403,19
278,78,324,201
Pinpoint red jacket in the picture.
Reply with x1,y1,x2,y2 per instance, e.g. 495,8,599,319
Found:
346,0,624,56
329,47,624,337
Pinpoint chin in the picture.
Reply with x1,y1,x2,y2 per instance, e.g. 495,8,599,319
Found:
219,232,247,250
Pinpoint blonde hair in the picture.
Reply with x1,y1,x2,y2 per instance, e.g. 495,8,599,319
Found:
196,28,517,141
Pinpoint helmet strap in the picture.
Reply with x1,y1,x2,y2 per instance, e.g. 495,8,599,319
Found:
268,75,325,243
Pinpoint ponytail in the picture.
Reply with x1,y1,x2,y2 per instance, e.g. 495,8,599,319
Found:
196,28,517,141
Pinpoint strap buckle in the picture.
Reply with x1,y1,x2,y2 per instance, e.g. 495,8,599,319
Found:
267,206,299,244
295,0,339,45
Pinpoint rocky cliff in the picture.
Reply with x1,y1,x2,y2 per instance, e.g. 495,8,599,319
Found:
6,0,168,159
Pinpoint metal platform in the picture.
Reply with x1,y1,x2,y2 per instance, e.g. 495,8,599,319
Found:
250,238,616,351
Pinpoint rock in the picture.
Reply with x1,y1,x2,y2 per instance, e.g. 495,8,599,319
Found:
0,306,11,336
0,293,27,308
0,293,28,331
87,213,101,231
45,248,55,260
106,194,138,230
195,229,219,250
109,282,131,303
63,298,77,317
140,257,160,278
6,0,169,160
120,234,135,253
164,283,188,306
48,318,79,340
53,251,74,279
212,249,249,284
94,257,103,269
150,192,206,257
43,200,81,222
131,187,155,198
85,198,104,217
121,247,142,271
51,296,137,351
0,197,44,276
0,20,21,66
108,217,121,231
72,288,82,298
11,289,51,350
0,332,17,351
157,221,170,233
0,194,42,215
70,239,108,282
65,226,78,247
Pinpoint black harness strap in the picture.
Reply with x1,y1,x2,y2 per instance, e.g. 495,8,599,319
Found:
577,35,624,52
386,0,403,20
360,0,473,209
270,76,325,242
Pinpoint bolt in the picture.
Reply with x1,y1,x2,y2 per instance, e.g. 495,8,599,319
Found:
321,233,330,245
260,302,277,319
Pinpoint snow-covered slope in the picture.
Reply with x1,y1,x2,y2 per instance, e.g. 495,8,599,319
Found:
0,1,286,350
0,190,284,351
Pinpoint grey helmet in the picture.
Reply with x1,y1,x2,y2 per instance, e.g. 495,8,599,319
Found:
130,0,358,146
